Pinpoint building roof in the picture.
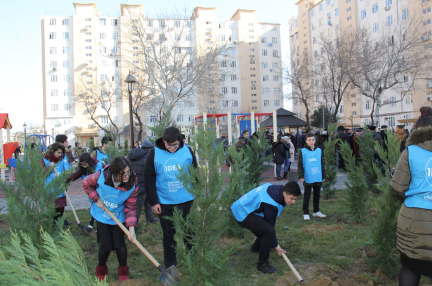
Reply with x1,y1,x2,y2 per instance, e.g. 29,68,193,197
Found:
120,4,143,16
119,124,139,136
0,113,12,129
275,108,297,116
230,9,257,21
260,108,307,127
73,2,99,12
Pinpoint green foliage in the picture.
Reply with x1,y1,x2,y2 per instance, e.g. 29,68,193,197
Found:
172,123,239,285
0,147,71,250
147,105,175,145
242,131,273,188
101,142,128,165
357,128,379,193
89,139,95,151
368,131,402,276
310,106,334,129
124,139,128,150
340,142,369,223
322,124,339,199
0,230,107,286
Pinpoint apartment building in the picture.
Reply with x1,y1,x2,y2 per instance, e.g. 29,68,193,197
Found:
289,0,428,129
41,3,282,145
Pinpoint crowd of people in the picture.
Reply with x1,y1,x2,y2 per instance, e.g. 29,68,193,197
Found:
33,107,432,284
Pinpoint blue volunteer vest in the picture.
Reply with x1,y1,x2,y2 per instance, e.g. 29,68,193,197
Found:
404,145,432,210
96,150,108,162
43,158,67,198
90,171,135,225
62,155,70,170
81,162,104,204
154,146,194,204
301,148,323,183
231,183,285,222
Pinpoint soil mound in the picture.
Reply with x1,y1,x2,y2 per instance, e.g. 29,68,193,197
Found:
109,279,156,286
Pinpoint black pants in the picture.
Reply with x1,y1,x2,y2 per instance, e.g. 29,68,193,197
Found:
303,185,321,214
238,214,275,265
338,151,346,171
136,192,155,224
159,201,193,268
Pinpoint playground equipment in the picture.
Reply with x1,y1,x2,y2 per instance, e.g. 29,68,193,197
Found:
24,134,55,153
0,113,18,183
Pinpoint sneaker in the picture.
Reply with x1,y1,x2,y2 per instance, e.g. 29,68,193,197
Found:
313,212,327,218
257,262,278,274
87,225,93,230
303,214,310,221
63,220,72,226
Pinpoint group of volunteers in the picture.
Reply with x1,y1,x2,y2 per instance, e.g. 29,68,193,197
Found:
40,105,432,284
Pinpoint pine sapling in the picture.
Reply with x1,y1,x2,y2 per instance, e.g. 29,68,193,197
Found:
322,124,339,199
147,105,175,145
358,128,379,193
100,142,128,165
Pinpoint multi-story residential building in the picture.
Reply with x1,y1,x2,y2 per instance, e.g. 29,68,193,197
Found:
41,3,282,145
289,0,429,130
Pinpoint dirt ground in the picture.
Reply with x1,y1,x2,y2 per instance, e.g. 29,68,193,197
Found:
0,218,9,230
108,279,157,286
300,224,346,234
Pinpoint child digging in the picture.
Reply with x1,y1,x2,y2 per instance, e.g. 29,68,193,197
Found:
231,181,301,274
298,133,326,221
66,153,105,230
82,156,138,281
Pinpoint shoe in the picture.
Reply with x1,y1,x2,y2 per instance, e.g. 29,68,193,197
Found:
283,172,288,179
64,220,72,226
250,245,260,253
96,265,108,281
276,176,282,179
118,266,129,281
313,212,327,218
303,214,310,221
257,262,278,274
147,218,159,223
87,225,93,230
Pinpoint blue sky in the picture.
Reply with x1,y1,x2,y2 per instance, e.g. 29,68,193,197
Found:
0,0,297,133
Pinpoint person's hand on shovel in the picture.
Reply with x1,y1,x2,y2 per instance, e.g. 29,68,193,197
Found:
128,226,136,242
275,245,287,256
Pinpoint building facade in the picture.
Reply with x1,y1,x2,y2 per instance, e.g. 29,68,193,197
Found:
289,0,429,130
41,3,282,146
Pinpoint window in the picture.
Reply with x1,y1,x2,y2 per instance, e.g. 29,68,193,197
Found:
176,115,184,122
386,15,393,26
390,96,397,107
63,61,69,68
373,22,379,32
347,16,352,21
159,34,166,42
113,33,119,40
402,8,408,20
64,104,70,111
222,87,228,94
262,88,269,94
221,61,227,67
347,7,351,12
85,53,92,57
51,89,58,97
51,104,58,111
319,3,323,11
230,75,237,81
100,117,108,124
62,18,69,25
147,20,153,27
261,24,266,30
100,33,106,39
335,8,339,16
186,34,192,41
100,74,108,82
187,21,192,28
261,37,267,43
326,0,330,5
262,49,267,56
174,20,180,28
230,48,236,55
111,19,118,26
386,0,392,6
312,9,315,17
264,100,270,107
85,32,91,35
424,19,431,26
361,10,366,19
252,107,258,110
366,100,372,110
272,62,278,69
49,32,56,39
372,3,378,14
50,75,57,82
273,75,279,81
252,94,257,97
272,50,278,57
339,105,344,113
159,20,165,27
49,18,56,25
63,75,70,82
262,62,268,68
314,50,318,58
274,100,280,106
263,75,269,81
85,46,92,50
99,19,106,26
50,47,57,54
403,75,408,82
347,0,351,2
274,88,280,94
231,87,238,94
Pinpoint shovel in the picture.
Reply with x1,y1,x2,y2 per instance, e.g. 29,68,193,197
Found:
54,169,94,236
282,253,304,283
102,205,181,285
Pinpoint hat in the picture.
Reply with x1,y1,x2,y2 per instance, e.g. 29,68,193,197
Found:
337,126,346,131
281,136,289,141
381,125,387,129
396,125,405,129
238,136,246,141
367,125,376,131
356,127,364,132
322,130,328,135
141,140,154,148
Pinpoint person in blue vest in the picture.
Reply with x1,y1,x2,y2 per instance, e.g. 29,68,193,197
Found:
55,135,71,172
390,110,432,285
40,143,71,226
66,153,105,230
82,156,138,282
144,127,198,269
91,137,109,162
297,133,326,221
231,181,301,274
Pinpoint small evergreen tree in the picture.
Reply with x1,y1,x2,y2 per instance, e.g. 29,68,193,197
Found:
89,139,95,151
171,124,238,285
147,105,175,144
0,147,71,250
101,142,128,165
242,130,272,188
124,139,128,150
0,230,107,285
368,131,402,276
358,127,379,193
340,141,369,223
322,124,339,199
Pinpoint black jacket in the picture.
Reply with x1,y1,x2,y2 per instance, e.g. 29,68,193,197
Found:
282,142,291,159
272,142,285,164
144,138,198,206
379,130,388,151
253,185,286,248
336,132,349,149
127,147,151,195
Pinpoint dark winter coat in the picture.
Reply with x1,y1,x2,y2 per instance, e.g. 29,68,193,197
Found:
379,130,388,151
390,126,432,262
336,132,349,150
297,145,326,186
297,134,305,149
127,141,153,195
65,147,74,163
272,142,285,164
282,142,291,159
319,134,329,150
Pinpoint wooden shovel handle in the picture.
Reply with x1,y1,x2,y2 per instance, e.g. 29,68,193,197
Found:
282,253,304,282
102,205,162,268
53,169,81,224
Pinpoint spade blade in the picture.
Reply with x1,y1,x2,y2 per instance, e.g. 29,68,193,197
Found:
157,265,181,285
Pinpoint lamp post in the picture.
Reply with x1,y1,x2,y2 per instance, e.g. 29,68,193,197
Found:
23,122,27,140
125,71,137,149
52,128,54,137
350,115,353,130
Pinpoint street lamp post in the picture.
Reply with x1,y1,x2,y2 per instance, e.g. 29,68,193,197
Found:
125,71,137,150
23,122,27,140
52,128,54,137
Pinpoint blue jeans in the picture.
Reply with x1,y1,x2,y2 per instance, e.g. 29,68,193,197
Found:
284,159,290,172
276,164,283,177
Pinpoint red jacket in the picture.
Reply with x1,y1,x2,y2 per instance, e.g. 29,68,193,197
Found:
82,166,138,227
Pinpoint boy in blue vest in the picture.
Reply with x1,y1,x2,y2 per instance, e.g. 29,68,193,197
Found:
144,127,198,269
298,133,326,221
231,181,301,274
